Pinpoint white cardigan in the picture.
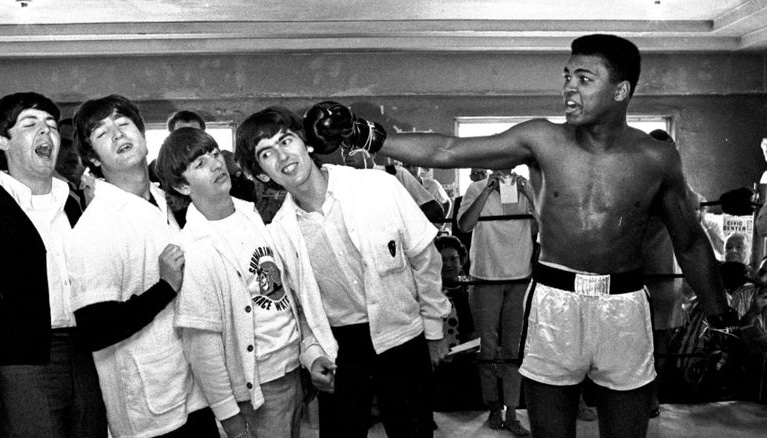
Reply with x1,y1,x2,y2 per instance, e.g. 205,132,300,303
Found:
175,199,306,420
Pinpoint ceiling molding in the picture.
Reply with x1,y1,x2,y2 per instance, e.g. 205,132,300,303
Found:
714,0,767,31
0,20,716,36
0,1,765,57
741,24,767,48
0,35,748,58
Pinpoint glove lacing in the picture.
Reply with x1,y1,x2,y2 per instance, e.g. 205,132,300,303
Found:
345,119,376,153
341,119,377,169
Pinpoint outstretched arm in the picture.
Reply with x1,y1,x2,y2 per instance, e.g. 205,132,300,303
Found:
303,100,541,171
379,119,545,171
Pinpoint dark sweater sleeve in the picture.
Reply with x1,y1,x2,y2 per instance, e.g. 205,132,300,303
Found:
419,199,445,223
74,280,177,351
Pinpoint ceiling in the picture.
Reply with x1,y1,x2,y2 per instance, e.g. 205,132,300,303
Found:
1,0,767,57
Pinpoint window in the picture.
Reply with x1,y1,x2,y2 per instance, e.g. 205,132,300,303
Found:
143,122,237,164
454,116,670,195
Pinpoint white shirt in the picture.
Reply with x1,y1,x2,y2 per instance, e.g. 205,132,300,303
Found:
374,164,437,208
0,171,76,328
69,179,206,438
297,191,368,326
421,176,450,206
210,209,300,383
458,175,535,280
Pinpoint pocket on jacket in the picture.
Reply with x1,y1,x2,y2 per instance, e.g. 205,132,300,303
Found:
132,344,193,415
371,231,407,276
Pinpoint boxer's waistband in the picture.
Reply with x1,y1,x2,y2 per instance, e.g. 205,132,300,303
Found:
533,262,643,295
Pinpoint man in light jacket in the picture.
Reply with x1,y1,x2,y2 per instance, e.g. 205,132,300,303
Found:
235,106,451,438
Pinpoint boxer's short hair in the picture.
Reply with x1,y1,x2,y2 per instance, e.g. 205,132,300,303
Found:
571,34,641,97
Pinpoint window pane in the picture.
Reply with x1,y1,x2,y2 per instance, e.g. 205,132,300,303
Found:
143,123,235,164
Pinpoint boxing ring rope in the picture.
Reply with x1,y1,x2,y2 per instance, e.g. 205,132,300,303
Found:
432,188,765,363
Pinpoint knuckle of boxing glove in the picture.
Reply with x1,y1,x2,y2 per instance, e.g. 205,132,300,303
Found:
303,101,355,154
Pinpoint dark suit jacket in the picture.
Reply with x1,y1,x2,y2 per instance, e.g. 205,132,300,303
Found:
0,185,80,365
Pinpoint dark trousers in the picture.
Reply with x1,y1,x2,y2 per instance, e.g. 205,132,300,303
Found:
318,324,435,438
0,329,107,438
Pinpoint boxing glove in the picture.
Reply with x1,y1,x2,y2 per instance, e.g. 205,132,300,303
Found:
303,101,387,155
706,306,740,334
719,187,757,216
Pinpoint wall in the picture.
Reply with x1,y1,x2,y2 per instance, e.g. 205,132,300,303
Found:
1,51,766,200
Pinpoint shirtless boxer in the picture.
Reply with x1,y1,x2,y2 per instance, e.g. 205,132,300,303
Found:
302,34,735,438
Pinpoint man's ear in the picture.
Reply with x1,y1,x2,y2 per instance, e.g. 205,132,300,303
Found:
0,135,9,152
255,173,271,183
614,81,631,102
174,183,191,196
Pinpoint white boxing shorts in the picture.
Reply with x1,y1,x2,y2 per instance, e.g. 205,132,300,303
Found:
518,262,656,391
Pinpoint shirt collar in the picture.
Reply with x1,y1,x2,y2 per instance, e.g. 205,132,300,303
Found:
325,165,340,198
94,178,162,208
94,179,178,228
276,164,357,223
184,197,259,239
294,165,338,219
0,170,69,212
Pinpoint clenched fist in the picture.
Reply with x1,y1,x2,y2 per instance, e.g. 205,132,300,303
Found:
159,244,185,292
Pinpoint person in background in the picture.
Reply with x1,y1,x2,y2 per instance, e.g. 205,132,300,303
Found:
403,164,452,227
435,235,475,349
431,235,483,413
456,169,535,436
719,232,753,295
418,167,453,221
0,91,107,438
340,145,445,223
167,109,207,132
162,110,208,227
729,258,767,402
724,231,751,265
156,127,305,438
236,106,452,438
55,117,92,211
252,176,287,224
450,168,490,262
220,149,259,203
69,95,218,438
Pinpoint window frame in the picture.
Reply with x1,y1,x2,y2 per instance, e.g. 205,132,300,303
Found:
143,121,237,163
